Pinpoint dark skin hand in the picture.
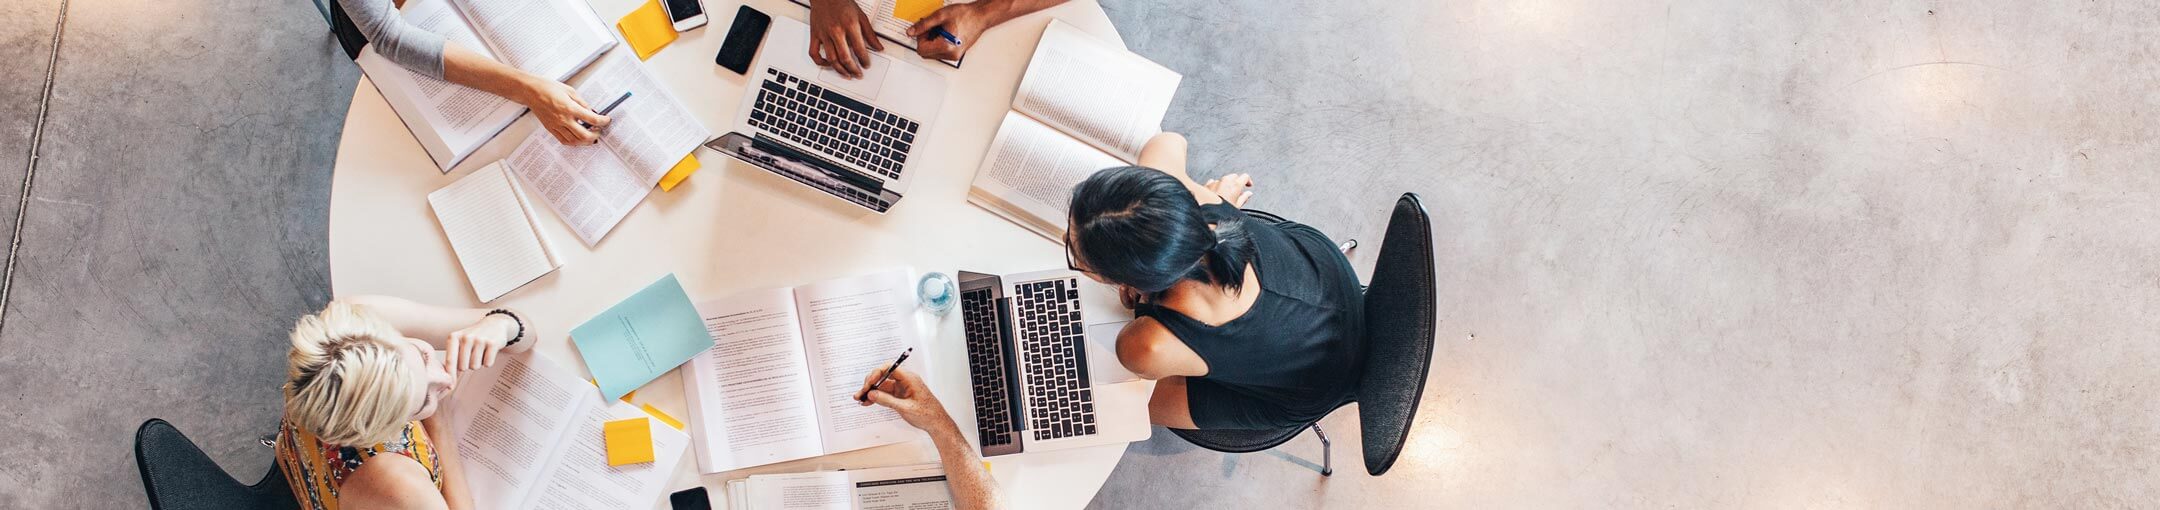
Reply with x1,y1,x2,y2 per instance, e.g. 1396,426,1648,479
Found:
808,0,884,78
904,3,990,61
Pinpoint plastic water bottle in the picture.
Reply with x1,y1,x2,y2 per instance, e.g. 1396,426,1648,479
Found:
917,272,957,315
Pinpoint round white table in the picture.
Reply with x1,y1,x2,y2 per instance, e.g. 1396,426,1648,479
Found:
327,1,1135,507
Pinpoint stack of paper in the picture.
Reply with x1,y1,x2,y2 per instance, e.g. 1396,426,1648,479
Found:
428,161,561,302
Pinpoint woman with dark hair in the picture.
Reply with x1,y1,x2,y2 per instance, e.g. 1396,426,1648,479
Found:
1066,133,1365,430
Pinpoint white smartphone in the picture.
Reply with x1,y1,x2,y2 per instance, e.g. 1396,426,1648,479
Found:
662,0,707,31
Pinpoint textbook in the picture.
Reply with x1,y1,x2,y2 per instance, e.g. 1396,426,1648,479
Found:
680,269,929,474
427,161,560,303
355,0,618,172
445,352,688,510
724,463,953,509
967,20,1183,241
507,52,711,246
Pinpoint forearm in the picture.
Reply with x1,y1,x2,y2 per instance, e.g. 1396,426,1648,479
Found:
972,0,1067,27
338,295,532,351
441,44,542,107
425,420,476,510
927,422,1001,510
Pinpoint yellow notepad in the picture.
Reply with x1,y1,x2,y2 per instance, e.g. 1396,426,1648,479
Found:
658,154,700,191
603,417,656,466
893,0,942,23
617,0,679,60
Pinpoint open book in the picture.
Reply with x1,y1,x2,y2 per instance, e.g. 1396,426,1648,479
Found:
427,161,560,302
681,270,928,473
725,463,952,510
967,20,1182,241
445,352,688,510
356,0,617,172
506,51,711,246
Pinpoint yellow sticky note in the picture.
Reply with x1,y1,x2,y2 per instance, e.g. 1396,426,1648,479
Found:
617,0,679,61
641,403,685,431
657,154,700,192
893,0,942,23
620,389,638,402
603,417,656,466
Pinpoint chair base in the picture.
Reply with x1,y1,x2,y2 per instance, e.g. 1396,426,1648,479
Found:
1312,423,1333,477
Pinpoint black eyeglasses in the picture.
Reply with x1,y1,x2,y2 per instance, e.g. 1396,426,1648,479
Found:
1065,231,1083,272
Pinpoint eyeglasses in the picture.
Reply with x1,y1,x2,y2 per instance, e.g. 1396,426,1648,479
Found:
1065,230,1083,272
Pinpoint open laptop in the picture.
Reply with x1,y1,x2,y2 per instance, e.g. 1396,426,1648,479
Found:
956,269,1152,457
704,15,946,213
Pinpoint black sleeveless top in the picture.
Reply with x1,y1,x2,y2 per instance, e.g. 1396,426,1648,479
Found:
1134,203,1365,428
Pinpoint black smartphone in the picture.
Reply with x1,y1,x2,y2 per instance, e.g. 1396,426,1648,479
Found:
715,5,771,75
669,487,711,510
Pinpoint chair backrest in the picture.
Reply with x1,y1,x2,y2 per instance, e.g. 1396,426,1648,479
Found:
1355,193,1438,476
134,419,300,510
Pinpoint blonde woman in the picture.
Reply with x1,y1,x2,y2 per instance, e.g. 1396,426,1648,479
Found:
273,295,534,510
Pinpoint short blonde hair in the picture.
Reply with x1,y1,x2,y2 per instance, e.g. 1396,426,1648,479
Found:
281,301,421,446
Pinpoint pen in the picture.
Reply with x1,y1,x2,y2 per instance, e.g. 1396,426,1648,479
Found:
857,347,914,402
927,26,961,46
580,91,633,130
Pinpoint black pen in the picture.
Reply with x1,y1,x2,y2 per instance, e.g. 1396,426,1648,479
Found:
857,347,914,402
580,91,633,130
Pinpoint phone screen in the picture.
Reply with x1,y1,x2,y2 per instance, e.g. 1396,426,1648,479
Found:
665,0,703,21
715,6,770,74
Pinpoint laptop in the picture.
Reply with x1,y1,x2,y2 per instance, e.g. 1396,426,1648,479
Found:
704,15,947,213
956,269,1153,457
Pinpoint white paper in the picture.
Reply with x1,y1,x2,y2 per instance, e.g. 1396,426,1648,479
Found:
684,288,828,473
506,128,644,246
1012,21,1181,159
446,353,595,510
741,464,951,510
575,52,712,180
528,402,690,510
795,270,923,453
429,162,559,302
355,0,525,172
508,52,710,246
452,0,614,81
968,112,1124,240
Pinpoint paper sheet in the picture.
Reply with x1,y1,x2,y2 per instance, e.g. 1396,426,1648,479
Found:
1012,20,1182,159
578,51,712,181
796,270,922,453
429,162,558,302
684,288,827,473
447,353,594,510
971,111,1124,239
530,402,690,510
454,0,615,80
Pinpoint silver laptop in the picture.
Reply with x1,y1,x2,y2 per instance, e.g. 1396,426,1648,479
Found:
704,15,946,213
956,269,1152,457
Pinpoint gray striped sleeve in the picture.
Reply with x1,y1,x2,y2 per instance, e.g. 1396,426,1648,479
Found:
338,0,447,79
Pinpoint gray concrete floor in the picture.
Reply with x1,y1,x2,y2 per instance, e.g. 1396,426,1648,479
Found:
2,0,2158,508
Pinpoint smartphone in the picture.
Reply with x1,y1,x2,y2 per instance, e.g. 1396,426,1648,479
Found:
669,487,711,510
714,5,771,75
662,0,707,31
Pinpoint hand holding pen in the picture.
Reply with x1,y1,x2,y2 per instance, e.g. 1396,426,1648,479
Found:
906,4,984,62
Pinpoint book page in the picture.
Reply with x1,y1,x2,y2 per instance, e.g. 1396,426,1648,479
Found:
683,288,827,473
453,0,613,81
1012,20,1182,159
355,0,524,171
428,162,559,302
576,52,712,182
745,471,853,510
445,353,596,510
506,127,644,246
795,270,923,453
847,464,953,510
529,402,691,510
968,111,1124,241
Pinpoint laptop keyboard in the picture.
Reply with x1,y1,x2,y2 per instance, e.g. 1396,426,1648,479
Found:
748,68,919,181
1015,278,1096,441
962,288,1016,448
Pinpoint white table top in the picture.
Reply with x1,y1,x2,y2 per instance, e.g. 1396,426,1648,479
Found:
326,1,1133,508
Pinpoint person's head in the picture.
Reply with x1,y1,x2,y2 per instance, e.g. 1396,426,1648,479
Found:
1066,166,1257,295
281,302,456,445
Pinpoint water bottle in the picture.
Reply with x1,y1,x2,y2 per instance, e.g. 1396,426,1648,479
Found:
917,272,957,315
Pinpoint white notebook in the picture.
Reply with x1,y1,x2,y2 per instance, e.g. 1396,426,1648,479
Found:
356,0,617,172
428,161,561,303
967,20,1183,241
445,352,689,510
725,463,952,510
507,52,711,247
681,270,927,474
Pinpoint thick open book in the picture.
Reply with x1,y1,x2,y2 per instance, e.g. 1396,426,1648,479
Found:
427,161,560,303
507,51,711,246
445,352,689,510
967,20,1182,241
356,0,617,172
682,270,928,473
725,463,952,510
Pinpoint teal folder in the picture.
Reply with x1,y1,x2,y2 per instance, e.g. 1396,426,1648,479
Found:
571,274,712,401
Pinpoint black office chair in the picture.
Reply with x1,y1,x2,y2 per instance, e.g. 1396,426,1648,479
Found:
1170,193,1437,476
134,419,300,510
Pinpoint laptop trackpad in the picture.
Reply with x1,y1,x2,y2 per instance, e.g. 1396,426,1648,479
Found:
1086,321,1141,384
815,52,892,100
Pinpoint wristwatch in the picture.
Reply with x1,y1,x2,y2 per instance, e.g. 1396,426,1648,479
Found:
486,309,526,347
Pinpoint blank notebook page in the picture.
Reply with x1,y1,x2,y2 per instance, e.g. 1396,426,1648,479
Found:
429,161,560,302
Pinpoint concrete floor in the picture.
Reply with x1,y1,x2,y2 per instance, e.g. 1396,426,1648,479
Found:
3,0,2158,508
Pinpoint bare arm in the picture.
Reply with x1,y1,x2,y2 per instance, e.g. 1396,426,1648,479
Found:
860,369,1002,509
422,416,475,510
1137,132,1255,208
338,295,534,371
907,0,1070,61
440,46,609,145
1114,319,1209,380
339,454,452,510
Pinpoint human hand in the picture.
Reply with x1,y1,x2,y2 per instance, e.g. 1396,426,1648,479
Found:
859,368,958,433
443,314,516,372
519,79,608,145
906,3,989,61
809,0,884,79
1204,173,1255,207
